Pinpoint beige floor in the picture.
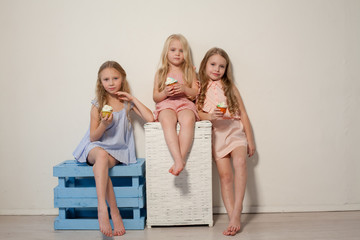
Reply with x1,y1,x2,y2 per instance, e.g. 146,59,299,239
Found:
0,211,359,240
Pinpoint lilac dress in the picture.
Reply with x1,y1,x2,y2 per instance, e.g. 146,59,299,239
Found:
73,100,136,164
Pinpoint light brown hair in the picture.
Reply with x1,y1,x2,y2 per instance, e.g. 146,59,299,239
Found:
197,48,240,116
96,61,131,120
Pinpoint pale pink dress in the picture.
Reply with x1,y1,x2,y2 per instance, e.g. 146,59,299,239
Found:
154,72,199,120
202,80,247,160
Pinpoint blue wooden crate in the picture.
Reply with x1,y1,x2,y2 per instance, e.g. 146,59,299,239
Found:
53,158,146,230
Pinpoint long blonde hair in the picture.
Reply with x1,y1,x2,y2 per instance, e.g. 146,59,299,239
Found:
157,34,196,91
96,61,131,120
197,47,240,116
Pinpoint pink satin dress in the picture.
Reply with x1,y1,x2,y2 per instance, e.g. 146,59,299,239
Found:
202,80,247,160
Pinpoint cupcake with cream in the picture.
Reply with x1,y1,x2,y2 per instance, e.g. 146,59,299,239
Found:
216,102,227,114
101,105,113,118
165,77,178,86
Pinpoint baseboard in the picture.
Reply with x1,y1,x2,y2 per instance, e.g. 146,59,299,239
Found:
214,204,360,214
0,209,58,215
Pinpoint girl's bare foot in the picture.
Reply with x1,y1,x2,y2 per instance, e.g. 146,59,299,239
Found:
169,161,185,176
110,208,126,236
223,211,241,236
98,206,112,237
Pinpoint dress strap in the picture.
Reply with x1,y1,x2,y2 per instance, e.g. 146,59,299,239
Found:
91,99,99,108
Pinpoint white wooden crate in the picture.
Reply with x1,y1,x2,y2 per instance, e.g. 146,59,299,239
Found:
144,121,213,227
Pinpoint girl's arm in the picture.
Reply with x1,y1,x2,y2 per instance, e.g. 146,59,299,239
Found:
233,85,256,157
175,77,199,100
153,73,173,103
116,92,154,122
198,110,212,121
89,106,113,142
198,109,224,121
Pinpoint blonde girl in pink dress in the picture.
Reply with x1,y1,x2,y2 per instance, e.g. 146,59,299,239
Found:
153,34,199,176
197,48,256,236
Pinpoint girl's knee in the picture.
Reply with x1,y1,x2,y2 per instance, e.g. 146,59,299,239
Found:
93,149,110,167
178,114,195,128
219,171,234,185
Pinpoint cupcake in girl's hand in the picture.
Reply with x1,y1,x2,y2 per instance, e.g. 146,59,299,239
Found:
101,105,113,118
217,102,227,114
165,77,178,86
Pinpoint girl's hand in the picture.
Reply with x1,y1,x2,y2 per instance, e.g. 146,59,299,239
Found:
210,108,224,120
247,140,256,157
164,85,176,97
115,91,133,102
173,83,185,95
100,112,113,127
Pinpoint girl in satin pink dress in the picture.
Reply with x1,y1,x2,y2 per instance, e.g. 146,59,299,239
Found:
197,48,256,236
153,34,199,176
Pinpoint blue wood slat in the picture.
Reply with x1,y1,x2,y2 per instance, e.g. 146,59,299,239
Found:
53,158,145,177
54,197,145,208
133,208,140,219
132,176,139,187
58,178,65,187
58,208,66,219
54,184,144,198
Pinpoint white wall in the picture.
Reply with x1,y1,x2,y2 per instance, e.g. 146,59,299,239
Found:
0,0,359,215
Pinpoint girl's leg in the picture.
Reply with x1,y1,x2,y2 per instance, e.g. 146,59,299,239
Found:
177,109,195,162
105,177,126,236
215,157,235,235
158,109,183,176
227,146,247,236
87,147,118,237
